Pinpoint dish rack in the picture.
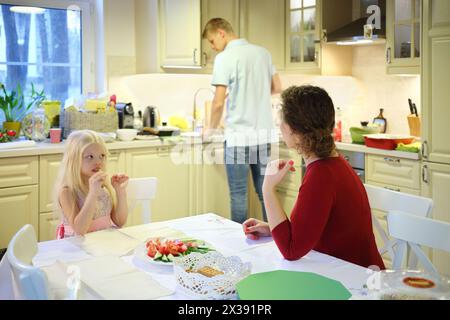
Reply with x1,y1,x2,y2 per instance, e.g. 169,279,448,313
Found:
173,251,251,300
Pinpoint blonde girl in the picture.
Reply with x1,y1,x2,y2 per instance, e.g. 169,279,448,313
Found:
54,130,129,238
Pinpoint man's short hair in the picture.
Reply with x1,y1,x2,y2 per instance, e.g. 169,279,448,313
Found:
202,18,234,39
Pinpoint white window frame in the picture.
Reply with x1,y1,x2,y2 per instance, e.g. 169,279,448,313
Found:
0,0,96,94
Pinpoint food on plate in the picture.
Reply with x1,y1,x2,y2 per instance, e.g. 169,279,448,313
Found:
145,238,214,263
195,266,224,278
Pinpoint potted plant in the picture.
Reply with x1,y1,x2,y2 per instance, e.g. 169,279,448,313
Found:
0,83,46,135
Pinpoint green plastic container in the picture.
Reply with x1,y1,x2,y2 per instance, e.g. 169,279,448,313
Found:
350,126,380,144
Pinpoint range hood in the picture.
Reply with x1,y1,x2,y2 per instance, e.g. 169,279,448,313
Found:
325,0,386,45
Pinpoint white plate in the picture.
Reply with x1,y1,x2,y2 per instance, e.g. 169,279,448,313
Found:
135,135,160,141
134,244,174,266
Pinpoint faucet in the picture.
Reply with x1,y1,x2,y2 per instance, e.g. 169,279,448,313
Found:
193,88,215,132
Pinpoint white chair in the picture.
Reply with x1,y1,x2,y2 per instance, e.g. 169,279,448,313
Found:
364,184,434,264
7,224,51,300
387,210,450,278
127,177,158,224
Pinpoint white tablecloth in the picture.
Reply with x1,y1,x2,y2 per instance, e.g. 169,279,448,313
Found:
0,213,371,300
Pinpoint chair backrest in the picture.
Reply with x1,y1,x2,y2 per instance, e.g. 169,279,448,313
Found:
7,225,50,300
364,184,434,263
387,210,450,277
127,177,158,224
364,184,433,217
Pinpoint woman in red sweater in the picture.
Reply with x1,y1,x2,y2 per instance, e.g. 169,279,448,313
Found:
243,85,385,269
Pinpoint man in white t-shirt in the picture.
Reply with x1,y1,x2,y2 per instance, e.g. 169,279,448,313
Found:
202,18,282,223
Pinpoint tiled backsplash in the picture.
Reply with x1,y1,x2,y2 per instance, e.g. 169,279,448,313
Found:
109,44,420,136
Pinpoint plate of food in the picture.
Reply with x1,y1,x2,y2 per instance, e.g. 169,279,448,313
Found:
135,237,215,266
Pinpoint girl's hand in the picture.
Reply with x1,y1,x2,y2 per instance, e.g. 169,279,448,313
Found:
263,159,296,192
242,218,271,240
111,174,129,192
89,172,108,194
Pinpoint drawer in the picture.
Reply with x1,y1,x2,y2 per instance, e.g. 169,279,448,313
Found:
366,181,421,196
0,156,38,188
366,155,420,190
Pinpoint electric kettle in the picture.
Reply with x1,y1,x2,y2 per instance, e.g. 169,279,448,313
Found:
143,106,160,128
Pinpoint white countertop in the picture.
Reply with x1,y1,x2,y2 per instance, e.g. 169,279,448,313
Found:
0,136,420,160
335,142,420,160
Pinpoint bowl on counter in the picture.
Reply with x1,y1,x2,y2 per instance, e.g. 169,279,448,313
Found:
364,134,415,150
349,126,380,144
116,129,138,141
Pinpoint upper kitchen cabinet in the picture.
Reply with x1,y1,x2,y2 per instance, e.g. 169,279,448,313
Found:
421,0,450,165
201,0,241,69
159,0,202,69
386,0,421,74
285,0,322,73
240,0,286,71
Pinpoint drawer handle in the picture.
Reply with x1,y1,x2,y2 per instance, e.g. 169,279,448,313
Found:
422,165,429,184
383,157,400,164
384,186,401,192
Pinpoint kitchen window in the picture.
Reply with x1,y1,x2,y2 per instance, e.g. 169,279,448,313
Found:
0,0,94,109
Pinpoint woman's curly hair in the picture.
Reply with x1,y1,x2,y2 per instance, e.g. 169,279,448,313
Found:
281,85,336,158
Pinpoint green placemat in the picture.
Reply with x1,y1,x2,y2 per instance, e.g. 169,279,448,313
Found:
236,271,352,300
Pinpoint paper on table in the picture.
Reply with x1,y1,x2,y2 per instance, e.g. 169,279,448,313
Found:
117,224,187,242
67,228,141,257
62,256,173,300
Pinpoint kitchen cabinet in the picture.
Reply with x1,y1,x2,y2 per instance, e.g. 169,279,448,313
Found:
240,0,285,71
126,146,193,224
39,154,63,213
285,0,322,73
201,0,240,69
0,185,38,248
386,0,421,74
39,212,60,243
421,162,450,276
159,0,202,68
0,156,39,248
420,0,450,277
422,0,450,165
201,144,231,219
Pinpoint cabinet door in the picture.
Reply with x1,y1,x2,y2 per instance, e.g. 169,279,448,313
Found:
275,187,298,220
39,212,60,242
106,149,126,174
240,0,285,71
201,146,231,219
0,185,38,248
159,0,202,68
39,154,63,213
285,0,322,73
386,0,421,74
422,0,450,165
201,0,240,69
421,162,450,276
126,147,191,224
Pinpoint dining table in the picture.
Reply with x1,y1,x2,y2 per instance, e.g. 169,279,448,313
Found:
0,213,372,300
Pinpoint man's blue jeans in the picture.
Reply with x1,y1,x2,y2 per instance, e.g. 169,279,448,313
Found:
224,143,271,224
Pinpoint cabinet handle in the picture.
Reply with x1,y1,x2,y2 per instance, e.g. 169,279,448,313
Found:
384,186,401,192
422,165,429,184
386,47,391,64
202,52,207,67
383,157,400,164
422,140,428,160
193,48,198,65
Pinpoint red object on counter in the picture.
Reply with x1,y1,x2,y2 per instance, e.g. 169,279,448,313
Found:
364,134,415,150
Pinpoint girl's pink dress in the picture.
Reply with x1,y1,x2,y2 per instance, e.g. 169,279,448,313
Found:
56,187,115,239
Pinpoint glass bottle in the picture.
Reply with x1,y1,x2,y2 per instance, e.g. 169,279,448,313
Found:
373,108,387,134
32,103,47,142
